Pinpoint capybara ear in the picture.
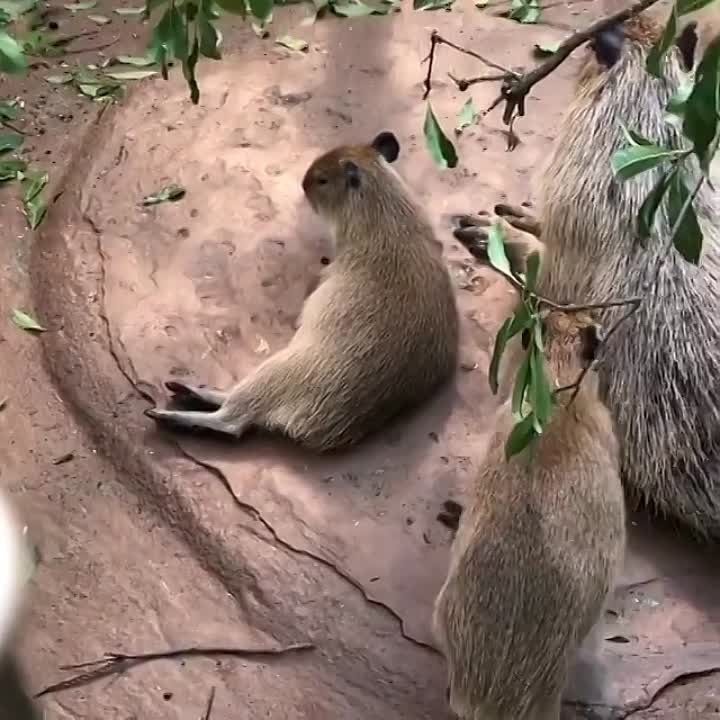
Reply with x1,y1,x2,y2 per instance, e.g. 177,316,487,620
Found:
371,131,400,163
590,24,625,68
676,21,698,71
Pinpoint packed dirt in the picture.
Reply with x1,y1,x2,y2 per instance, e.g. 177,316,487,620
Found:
2,0,720,717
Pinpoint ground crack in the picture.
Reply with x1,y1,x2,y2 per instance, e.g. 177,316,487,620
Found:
84,210,154,405
173,440,439,656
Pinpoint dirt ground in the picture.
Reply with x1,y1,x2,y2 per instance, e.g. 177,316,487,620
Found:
2,0,720,717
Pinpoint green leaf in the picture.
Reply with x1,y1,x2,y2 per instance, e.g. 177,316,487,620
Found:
105,68,156,79
423,103,458,170
668,173,703,264
511,350,531,417
637,168,674,241
455,97,477,134
116,53,155,65
64,0,97,9
619,123,652,147
198,12,221,59
142,182,186,205
488,303,533,394
509,0,539,24
489,317,512,395
0,131,22,154
0,0,36,20
0,99,18,121
214,0,246,14
646,5,676,78
150,5,188,65
276,34,308,51
676,0,717,13
24,197,46,228
88,13,111,22
666,78,694,116
0,158,25,182
247,0,272,21
485,221,513,278
414,0,453,10
22,169,47,203
113,5,145,13
610,143,684,180
505,413,537,460
11,309,45,332
683,35,720,171
533,40,560,56
0,31,27,73
524,251,541,292
529,341,553,426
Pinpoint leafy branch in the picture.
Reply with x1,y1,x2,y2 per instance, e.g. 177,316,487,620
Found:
435,0,720,458
483,222,641,459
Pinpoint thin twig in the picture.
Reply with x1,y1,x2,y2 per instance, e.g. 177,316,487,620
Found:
202,686,216,720
555,298,643,402
34,642,315,698
423,30,517,100
448,71,508,91
434,33,514,75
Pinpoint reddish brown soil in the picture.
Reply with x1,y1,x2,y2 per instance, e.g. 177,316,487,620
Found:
2,0,719,717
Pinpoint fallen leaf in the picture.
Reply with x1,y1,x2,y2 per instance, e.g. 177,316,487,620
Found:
63,0,97,10
275,34,308,51
0,0,37,21
0,158,25,182
142,183,186,206
22,169,47,203
0,130,23,153
45,73,73,83
105,68,156,80
24,197,46,228
605,635,631,644
533,40,560,55
11,309,46,332
112,4,144,12
115,53,155,66
88,13,110,23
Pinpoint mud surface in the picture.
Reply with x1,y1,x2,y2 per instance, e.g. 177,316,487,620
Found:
2,0,720,717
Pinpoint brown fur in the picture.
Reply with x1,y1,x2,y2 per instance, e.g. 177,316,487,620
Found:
452,13,720,541
433,310,626,720
145,131,460,451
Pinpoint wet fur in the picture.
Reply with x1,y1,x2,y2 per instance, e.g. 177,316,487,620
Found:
146,132,460,451
455,15,720,541
433,312,625,720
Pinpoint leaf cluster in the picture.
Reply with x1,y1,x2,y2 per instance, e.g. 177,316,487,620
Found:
485,223,554,460
610,0,720,264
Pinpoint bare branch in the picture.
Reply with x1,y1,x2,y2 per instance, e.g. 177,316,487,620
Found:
35,642,315,698
448,72,508,91
491,0,664,126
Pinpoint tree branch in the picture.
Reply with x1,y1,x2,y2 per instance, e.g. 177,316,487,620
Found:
34,642,315,698
423,0,667,143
